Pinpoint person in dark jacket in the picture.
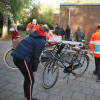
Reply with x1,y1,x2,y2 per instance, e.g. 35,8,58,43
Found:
65,25,71,41
75,26,84,42
60,26,65,40
12,26,49,100
55,23,61,36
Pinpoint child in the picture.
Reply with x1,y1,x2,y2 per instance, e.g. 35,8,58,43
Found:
10,23,20,41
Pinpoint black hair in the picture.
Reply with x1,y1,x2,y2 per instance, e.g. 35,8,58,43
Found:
97,24,100,29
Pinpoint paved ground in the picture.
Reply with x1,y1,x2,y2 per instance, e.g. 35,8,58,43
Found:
0,38,100,100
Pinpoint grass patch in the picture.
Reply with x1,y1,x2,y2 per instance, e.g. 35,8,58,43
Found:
18,30,26,35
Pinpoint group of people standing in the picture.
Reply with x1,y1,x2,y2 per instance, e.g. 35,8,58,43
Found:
55,23,85,42
54,23,71,41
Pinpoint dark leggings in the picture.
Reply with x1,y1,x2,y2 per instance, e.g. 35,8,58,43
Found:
13,56,34,100
95,57,100,80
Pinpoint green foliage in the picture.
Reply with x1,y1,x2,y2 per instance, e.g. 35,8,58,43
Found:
0,28,2,34
17,25,26,31
0,13,3,28
64,0,100,3
29,4,54,29
0,0,34,22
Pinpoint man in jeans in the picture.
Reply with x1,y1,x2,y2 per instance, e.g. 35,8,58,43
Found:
89,24,100,82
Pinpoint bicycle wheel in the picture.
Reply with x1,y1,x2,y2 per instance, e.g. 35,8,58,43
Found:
4,48,18,70
39,49,57,68
42,60,59,89
72,54,89,76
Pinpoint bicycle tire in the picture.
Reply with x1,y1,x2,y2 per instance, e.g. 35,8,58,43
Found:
42,60,59,89
4,48,18,70
72,54,89,76
39,49,57,68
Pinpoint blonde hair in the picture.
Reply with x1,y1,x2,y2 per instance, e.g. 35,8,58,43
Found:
11,23,17,30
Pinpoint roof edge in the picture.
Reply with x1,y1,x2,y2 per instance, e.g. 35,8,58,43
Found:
60,3,100,6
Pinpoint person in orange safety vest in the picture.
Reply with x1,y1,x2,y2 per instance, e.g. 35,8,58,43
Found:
89,24,100,82
44,24,56,46
26,19,39,31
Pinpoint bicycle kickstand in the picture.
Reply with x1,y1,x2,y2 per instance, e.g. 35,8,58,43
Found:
63,73,70,82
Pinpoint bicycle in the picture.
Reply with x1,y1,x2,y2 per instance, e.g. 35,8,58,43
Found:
39,41,75,68
4,47,18,70
42,42,89,89
4,38,21,70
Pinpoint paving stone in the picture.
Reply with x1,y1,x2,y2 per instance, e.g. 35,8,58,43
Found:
0,70,7,74
86,78,96,83
97,82,100,85
76,77,87,82
70,85,82,92
57,83,72,90
0,88,4,93
82,87,94,95
90,83,100,89
67,79,80,86
86,95,100,100
0,90,14,100
63,98,73,100
32,89,39,96
0,75,11,81
47,87,62,95
11,86,24,94
35,91,49,100
35,83,46,91
79,81,90,88
7,77,21,84
48,94,63,100
2,83,17,90
60,90,73,98
0,81,9,88
94,90,100,97
72,92,86,100
7,93,24,100
15,80,24,86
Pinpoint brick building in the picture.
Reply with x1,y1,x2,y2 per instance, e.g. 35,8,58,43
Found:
54,3,100,41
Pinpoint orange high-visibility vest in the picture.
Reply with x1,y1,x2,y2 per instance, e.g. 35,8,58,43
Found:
26,22,39,31
89,29,100,58
46,30,56,46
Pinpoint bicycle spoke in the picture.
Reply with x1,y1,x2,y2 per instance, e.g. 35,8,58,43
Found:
73,54,89,76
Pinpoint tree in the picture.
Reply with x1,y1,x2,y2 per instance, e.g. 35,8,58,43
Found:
29,4,55,29
0,0,33,38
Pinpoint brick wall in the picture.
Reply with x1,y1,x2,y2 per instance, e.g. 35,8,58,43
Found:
58,4,100,41
54,13,60,28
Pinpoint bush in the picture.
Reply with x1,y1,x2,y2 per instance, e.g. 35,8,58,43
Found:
17,25,26,31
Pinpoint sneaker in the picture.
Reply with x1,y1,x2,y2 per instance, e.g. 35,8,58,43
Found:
97,80,100,82
32,98,38,100
93,71,97,75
